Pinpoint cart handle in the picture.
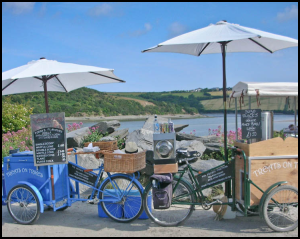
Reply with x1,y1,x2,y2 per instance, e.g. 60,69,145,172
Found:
84,169,93,172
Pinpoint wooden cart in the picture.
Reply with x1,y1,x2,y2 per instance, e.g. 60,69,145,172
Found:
231,137,298,231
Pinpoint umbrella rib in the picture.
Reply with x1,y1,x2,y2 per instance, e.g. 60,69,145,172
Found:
34,75,58,81
248,38,273,53
2,79,18,91
89,72,125,83
141,45,162,53
54,76,68,92
198,43,210,56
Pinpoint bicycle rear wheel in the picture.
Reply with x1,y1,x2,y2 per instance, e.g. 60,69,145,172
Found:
263,185,298,232
143,178,196,227
99,175,143,223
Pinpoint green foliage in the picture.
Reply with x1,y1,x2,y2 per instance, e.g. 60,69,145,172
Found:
81,126,109,147
2,88,189,117
139,92,205,114
80,127,126,150
2,99,33,133
115,136,126,150
274,130,286,139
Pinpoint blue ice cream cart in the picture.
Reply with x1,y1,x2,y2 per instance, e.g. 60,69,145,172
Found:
2,149,149,224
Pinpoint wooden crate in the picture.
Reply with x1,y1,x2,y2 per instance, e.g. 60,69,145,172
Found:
154,163,178,174
234,137,298,205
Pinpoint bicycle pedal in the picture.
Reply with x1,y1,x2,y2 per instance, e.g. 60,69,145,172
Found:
87,198,99,204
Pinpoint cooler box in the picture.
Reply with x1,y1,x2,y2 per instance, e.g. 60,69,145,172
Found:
2,165,6,205
98,189,152,219
3,151,68,204
98,189,123,218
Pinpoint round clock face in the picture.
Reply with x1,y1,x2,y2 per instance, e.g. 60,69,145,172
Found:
155,140,173,159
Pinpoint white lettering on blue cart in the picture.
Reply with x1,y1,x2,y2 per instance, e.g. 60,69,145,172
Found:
6,168,43,178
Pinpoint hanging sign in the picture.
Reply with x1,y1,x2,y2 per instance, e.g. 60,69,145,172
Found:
30,112,67,166
241,109,262,139
197,161,234,189
68,162,98,187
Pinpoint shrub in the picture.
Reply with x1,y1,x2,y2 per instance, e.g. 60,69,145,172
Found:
81,126,108,147
81,127,126,150
2,125,33,162
207,125,242,161
2,100,33,134
67,122,83,132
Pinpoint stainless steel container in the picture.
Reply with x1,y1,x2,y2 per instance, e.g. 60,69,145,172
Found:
261,111,274,140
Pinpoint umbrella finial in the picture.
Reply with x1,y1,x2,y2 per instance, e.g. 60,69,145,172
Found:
216,20,227,25
40,57,46,60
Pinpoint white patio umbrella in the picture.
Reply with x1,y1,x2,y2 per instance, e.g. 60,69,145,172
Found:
142,20,298,160
2,57,125,113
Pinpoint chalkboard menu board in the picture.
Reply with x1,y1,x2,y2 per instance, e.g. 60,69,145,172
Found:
31,113,67,166
197,162,234,189
241,109,262,139
68,162,98,187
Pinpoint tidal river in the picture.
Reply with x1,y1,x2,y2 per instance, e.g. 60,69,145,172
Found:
66,113,297,137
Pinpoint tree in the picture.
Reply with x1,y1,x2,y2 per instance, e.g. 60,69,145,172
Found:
2,99,33,133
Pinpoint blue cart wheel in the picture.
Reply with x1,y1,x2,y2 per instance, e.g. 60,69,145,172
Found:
7,185,40,225
99,175,143,223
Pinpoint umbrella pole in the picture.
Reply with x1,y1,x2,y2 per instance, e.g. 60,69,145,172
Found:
42,76,49,113
221,42,228,161
221,42,231,199
42,75,55,200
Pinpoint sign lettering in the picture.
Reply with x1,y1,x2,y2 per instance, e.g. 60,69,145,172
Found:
241,109,262,139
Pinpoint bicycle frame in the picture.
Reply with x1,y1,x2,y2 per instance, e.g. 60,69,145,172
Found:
171,160,236,207
67,149,139,205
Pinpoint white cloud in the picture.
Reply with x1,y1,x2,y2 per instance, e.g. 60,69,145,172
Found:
144,23,152,32
4,2,35,14
169,22,188,38
88,3,113,17
39,2,47,17
122,23,152,37
277,5,298,22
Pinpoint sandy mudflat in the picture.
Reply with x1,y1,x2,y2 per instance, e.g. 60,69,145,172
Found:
65,114,208,122
2,204,298,237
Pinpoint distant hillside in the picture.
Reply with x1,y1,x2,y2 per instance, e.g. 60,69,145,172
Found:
201,96,297,112
108,91,297,114
3,88,296,117
2,88,183,117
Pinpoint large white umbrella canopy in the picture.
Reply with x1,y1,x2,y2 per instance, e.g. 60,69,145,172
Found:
2,57,125,112
143,20,298,55
142,20,298,160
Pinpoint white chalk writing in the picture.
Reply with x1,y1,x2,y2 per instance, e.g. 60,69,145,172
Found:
253,161,298,177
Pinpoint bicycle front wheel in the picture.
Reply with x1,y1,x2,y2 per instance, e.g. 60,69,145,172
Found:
263,185,298,232
143,178,196,227
99,175,143,223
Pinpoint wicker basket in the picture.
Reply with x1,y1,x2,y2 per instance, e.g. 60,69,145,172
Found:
103,151,146,173
84,140,118,151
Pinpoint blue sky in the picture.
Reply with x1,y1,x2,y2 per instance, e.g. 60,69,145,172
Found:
2,2,298,93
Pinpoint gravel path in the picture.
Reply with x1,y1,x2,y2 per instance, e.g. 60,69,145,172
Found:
2,204,298,237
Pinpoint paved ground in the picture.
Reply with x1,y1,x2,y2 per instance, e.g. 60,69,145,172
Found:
2,204,298,237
